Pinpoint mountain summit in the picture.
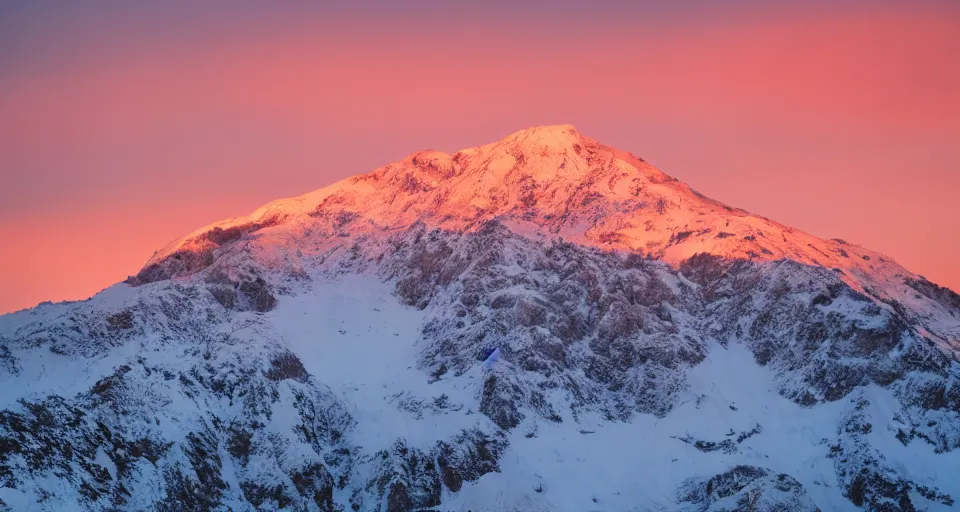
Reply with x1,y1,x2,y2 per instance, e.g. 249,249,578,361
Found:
137,125,960,356
2,126,959,511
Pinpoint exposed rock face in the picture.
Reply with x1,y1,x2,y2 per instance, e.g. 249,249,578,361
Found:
0,286,353,511
349,430,507,511
1,125,958,511
384,223,706,424
677,465,820,511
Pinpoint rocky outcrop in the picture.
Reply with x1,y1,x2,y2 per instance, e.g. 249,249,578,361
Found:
677,465,819,511
351,429,507,512
0,285,352,511
828,395,954,511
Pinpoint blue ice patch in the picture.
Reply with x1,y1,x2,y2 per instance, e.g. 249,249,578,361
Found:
482,347,501,369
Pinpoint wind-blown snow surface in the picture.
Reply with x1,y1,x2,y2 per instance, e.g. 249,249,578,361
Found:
2,125,960,511
272,275,486,454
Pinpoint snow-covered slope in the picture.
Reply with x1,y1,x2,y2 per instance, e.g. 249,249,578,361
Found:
1,125,958,511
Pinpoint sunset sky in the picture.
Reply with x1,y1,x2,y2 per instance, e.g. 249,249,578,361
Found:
1,1,958,314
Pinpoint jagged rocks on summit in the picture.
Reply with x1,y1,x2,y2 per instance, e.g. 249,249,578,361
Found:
1,125,958,511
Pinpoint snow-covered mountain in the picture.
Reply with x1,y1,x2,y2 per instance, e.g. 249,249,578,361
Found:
1,125,958,511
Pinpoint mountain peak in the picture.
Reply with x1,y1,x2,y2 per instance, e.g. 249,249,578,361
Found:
137,124,848,273
132,125,960,354
502,124,582,147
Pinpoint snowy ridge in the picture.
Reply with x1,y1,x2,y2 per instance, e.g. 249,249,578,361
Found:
1,125,959,511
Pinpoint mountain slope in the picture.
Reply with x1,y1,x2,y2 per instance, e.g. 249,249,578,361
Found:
2,125,958,512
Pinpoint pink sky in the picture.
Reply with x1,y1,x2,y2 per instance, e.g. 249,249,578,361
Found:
1,2,958,314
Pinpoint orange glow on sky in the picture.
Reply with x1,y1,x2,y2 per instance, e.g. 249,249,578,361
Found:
1,2,958,314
